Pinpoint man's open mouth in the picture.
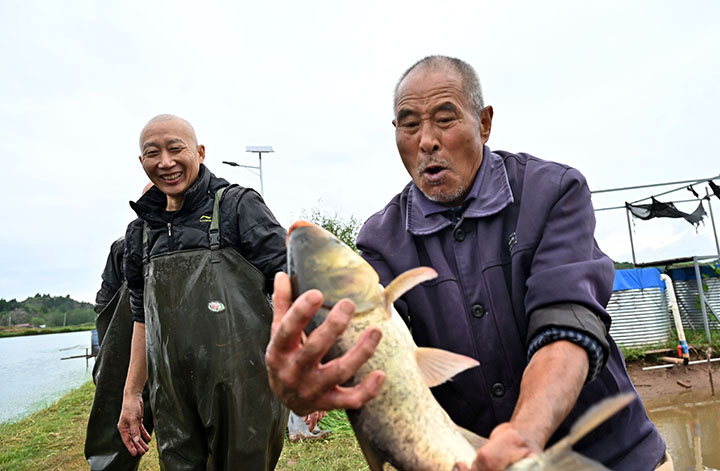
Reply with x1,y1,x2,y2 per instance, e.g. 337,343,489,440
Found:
161,172,182,181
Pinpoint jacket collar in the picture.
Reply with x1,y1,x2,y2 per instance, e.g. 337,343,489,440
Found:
406,146,514,236
130,164,228,221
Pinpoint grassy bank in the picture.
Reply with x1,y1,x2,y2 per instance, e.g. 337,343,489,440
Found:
0,323,96,338
0,382,370,471
618,328,719,362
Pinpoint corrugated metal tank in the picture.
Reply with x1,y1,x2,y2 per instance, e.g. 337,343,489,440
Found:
606,288,673,347
607,267,720,348
672,277,720,331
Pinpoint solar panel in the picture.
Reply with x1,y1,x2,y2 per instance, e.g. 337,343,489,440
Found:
246,146,274,153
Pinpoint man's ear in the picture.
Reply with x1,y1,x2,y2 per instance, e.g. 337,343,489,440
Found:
138,155,143,165
392,119,397,129
479,106,493,143
197,144,206,163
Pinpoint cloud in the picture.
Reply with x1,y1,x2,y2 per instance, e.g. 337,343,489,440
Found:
1,0,719,301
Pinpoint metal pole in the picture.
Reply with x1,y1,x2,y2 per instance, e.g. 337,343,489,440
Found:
693,256,712,343
596,197,705,212
706,188,720,259
591,174,720,194
258,153,264,196
625,207,637,265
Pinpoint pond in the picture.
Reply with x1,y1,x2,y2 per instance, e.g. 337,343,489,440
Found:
645,388,720,471
0,331,95,424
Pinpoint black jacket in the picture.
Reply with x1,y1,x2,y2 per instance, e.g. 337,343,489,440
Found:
124,164,287,322
94,237,125,314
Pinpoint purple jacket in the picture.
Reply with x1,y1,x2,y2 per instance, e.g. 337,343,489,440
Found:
357,148,665,470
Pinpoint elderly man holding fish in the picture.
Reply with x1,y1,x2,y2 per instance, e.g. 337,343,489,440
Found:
266,56,670,470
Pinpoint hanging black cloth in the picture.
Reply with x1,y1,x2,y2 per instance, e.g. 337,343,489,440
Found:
626,197,706,227
709,180,720,200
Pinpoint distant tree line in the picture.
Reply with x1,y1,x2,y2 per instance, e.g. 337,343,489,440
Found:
0,293,94,328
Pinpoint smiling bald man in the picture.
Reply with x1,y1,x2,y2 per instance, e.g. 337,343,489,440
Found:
119,114,289,471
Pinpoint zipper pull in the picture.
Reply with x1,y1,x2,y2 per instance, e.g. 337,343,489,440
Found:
167,222,172,237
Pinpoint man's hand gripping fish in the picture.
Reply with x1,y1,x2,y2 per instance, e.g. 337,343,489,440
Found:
286,221,634,471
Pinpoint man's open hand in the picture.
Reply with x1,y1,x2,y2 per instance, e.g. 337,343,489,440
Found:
265,272,386,415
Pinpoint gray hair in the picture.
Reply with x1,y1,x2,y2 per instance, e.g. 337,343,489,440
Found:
393,56,485,119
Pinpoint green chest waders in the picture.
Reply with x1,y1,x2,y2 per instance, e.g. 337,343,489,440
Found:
143,187,287,471
85,284,154,471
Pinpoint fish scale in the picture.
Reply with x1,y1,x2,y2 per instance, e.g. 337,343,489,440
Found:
344,304,479,470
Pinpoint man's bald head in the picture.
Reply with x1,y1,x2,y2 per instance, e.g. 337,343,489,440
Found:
137,114,206,211
139,114,198,150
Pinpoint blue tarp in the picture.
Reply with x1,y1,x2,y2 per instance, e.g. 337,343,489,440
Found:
668,264,720,281
613,268,665,292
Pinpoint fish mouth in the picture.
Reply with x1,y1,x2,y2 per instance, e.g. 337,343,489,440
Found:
286,221,381,311
286,220,316,246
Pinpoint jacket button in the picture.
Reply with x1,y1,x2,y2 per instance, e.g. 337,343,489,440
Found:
471,304,486,318
492,383,505,397
454,228,465,241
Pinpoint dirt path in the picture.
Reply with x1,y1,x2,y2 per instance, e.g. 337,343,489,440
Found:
628,357,718,402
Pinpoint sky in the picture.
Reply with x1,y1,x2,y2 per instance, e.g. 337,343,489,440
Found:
1,0,719,303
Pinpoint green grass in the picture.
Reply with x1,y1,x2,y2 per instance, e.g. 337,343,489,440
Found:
0,382,375,471
0,382,98,471
618,328,720,362
0,323,96,338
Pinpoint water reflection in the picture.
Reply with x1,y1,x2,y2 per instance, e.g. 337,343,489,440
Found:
645,389,720,471
0,331,94,424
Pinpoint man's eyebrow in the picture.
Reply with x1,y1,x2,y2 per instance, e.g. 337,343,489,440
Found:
435,102,458,113
142,141,158,151
396,108,417,122
143,138,187,151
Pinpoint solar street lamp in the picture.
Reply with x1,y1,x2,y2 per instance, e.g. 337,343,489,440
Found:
222,145,274,196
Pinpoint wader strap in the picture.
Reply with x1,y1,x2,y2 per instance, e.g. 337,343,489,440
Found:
142,222,149,263
209,186,227,251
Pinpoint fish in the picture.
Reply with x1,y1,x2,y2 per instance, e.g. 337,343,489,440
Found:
286,220,634,471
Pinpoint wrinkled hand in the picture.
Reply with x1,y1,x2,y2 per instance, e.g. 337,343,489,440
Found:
118,392,151,456
454,422,542,471
265,272,386,416
303,410,327,431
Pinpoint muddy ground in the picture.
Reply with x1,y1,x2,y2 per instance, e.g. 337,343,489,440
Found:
627,352,718,401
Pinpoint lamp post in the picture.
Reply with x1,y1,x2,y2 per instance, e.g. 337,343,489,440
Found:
222,146,274,196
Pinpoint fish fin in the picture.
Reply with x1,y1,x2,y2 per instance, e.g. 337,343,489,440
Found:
564,392,634,447
354,430,387,471
508,450,611,471
507,450,610,471
518,393,634,471
415,347,480,387
547,450,612,471
456,425,488,450
383,267,438,315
